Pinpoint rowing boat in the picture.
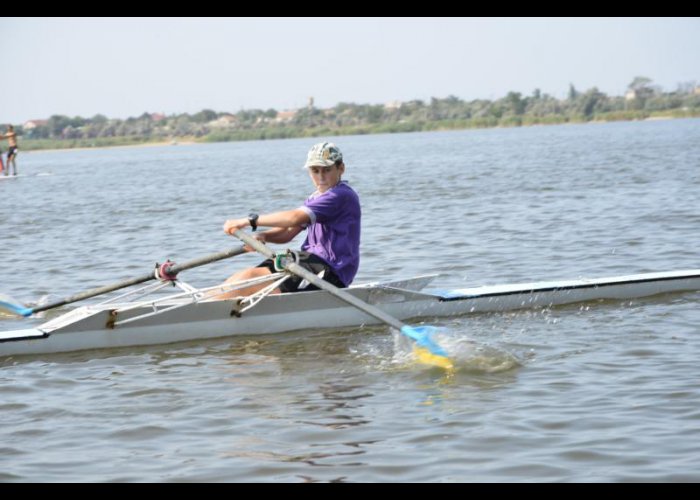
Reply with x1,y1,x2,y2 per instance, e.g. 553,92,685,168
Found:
1,269,698,357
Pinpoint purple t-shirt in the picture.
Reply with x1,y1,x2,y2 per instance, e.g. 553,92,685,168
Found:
299,181,361,286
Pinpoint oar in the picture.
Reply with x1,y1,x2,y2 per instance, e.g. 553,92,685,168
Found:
232,230,453,370
0,245,247,317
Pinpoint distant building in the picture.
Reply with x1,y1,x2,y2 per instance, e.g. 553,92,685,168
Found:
24,119,48,130
208,115,238,128
150,113,166,122
694,86,700,96
384,100,403,110
275,110,297,123
626,87,657,100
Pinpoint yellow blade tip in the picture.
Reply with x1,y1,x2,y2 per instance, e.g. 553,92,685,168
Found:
414,347,454,370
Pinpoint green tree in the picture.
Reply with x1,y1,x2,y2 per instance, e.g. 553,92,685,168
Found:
192,109,218,123
48,115,73,138
577,87,606,118
628,76,653,92
626,76,655,110
505,92,526,115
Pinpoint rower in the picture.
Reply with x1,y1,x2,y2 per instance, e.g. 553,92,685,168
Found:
220,142,361,298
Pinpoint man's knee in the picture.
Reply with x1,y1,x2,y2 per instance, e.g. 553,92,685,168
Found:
225,266,271,283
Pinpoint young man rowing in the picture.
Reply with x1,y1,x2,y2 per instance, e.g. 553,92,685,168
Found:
220,142,361,297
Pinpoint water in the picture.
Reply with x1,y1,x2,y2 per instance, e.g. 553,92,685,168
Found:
1,119,699,482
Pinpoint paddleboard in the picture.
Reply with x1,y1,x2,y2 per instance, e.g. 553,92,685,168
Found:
0,172,52,180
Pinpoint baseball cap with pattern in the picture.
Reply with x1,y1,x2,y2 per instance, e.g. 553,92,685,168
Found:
303,142,343,169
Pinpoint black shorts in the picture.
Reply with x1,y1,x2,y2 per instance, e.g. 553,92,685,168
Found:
7,146,17,157
256,251,345,293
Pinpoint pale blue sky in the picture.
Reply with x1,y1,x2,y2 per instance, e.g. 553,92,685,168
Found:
2,17,699,123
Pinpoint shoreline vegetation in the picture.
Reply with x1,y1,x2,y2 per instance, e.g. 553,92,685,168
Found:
15,78,700,152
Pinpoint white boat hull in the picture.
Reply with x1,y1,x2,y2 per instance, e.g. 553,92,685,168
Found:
1,270,699,357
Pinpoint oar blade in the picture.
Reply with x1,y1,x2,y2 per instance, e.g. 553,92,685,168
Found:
400,325,454,369
0,295,33,317
413,346,454,370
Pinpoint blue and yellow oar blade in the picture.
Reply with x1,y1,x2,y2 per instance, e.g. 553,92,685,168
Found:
0,295,34,317
401,325,454,370
413,346,454,370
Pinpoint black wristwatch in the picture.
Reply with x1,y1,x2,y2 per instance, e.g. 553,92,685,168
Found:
248,213,259,232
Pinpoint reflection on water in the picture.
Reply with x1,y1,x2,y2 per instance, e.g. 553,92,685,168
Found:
293,382,373,430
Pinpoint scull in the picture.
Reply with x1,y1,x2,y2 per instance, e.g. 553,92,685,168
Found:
1,268,698,357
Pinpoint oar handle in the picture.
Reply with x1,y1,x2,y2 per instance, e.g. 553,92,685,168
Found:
28,244,247,315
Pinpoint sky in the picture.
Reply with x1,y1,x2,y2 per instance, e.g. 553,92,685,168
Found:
1,17,699,124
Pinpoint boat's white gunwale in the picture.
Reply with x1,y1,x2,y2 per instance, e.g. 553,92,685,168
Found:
436,270,700,301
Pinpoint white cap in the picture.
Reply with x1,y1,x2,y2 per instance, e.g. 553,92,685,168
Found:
303,142,343,169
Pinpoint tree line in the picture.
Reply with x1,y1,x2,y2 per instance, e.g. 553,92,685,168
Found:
17,77,700,151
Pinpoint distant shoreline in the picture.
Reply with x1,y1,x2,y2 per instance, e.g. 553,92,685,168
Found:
20,112,699,154
25,140,197,154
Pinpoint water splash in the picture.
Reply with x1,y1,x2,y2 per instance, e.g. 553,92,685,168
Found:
392,328,520,373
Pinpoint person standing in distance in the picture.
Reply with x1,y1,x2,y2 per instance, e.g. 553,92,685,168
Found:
2,125,18,176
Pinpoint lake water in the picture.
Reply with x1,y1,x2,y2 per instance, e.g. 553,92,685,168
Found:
1,118,699,482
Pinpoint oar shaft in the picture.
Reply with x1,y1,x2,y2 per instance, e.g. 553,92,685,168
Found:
233,230,405,330
29,245,247,315
30,272,158,314
233,230,453,370
287,261,405,330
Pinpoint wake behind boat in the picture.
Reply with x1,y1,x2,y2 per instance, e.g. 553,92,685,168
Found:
1,268,698,357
